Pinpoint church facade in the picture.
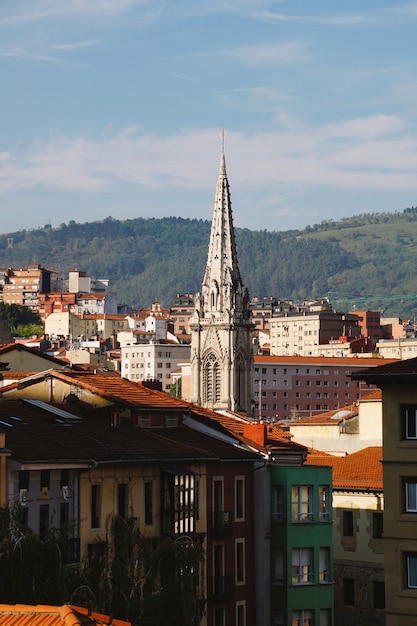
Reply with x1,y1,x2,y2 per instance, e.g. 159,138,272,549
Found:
190,149,254,415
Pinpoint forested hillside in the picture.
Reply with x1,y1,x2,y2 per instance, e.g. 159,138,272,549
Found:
2,208,417,317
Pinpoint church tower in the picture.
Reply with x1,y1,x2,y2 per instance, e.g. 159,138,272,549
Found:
190,142,253,415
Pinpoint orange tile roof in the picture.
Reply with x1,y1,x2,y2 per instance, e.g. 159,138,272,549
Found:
0,605,130,626
188,403,305,454
359,388,382,401
283,404,358,426
306,446,382,491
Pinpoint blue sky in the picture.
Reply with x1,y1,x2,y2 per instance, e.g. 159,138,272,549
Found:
1,1,417,233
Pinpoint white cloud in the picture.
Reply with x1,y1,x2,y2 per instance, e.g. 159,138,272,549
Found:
1,122,417,200
226,41,311,66
0,0,155,24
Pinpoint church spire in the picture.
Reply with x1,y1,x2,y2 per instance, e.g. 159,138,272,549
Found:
190,136,253,415
201,139,244,319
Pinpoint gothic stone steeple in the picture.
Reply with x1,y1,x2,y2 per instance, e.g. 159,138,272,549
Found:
190,146,253,415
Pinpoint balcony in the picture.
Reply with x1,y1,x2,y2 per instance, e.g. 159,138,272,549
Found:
211,510,233,536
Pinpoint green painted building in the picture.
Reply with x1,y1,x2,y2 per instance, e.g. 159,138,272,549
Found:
270,464,334,626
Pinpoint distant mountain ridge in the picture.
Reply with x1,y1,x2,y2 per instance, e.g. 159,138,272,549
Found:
2,208,417,317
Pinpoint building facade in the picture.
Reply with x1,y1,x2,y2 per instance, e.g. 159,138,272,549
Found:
352,358,417,626
253,355,396,421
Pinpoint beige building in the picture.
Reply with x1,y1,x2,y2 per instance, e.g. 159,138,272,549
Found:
352,358,417,625
269,303,361,357
376,336,417,360
45,311,128,341
286,389,382,456
0,264,59,311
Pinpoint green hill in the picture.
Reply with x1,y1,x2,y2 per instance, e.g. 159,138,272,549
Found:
2,208,417,317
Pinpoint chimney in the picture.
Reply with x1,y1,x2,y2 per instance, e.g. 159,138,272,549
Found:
243,423,267,447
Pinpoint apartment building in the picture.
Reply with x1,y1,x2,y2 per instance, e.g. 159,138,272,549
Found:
121,342,190,391
253,355,396,421
352,357,417,626
0,265,60,312
269,302,361,357
376,336,417,360
45,311,129,342
0,369,261,626
307,447,385,626
169,293,194,335
67,269,109,294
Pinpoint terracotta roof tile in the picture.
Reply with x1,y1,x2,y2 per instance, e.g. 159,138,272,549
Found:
0,605,130,626
306,446,382,491
281,404,358,426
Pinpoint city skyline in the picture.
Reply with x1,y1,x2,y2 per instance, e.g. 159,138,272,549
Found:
1,1,417,233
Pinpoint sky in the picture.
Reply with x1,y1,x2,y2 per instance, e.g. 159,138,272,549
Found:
1,1,417,234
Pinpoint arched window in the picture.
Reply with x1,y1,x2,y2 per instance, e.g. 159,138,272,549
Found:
203,352,220,406
236,353,246,410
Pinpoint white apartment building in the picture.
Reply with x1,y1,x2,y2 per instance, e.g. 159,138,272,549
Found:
121,342,191,392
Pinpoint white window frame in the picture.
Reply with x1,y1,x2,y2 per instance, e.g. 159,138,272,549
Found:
235,538,245,585
235,476,245,521
236,601,246,626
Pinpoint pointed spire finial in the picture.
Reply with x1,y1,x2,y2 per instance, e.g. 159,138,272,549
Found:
220,127,226,155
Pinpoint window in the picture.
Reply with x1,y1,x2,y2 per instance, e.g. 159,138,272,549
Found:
318,485,330,521
406,553,417,588
373,512,383,538
163,471,195,534
292,609,312,625
40,469,50,498
273,549,284,584
91,484,101,529
273,610,284,626
405,480,417,512
344,577,355,605
342,510,354,536
144,481,153,525
60,502,69,527
292,485,313,521
402,405,417,439
39,504,49,540
235,539,245,584
236,602,246,626
273,485,284,522
319,609,331,626
214,608,224,626
319,547,331,582
235,477,244,521
292,548,313,584
118,483,128,520
373,580,385,609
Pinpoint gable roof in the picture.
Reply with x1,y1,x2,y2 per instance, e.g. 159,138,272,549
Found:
0,604,130,626
0,398,259,467
0,343,68,368
306,446,382,491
